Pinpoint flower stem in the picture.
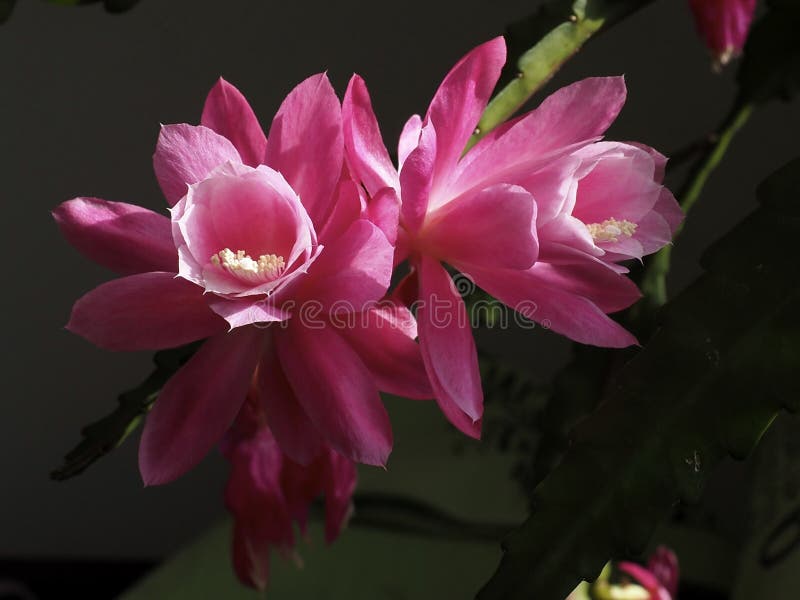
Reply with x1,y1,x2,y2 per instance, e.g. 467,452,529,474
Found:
639,102,754,310
465,0,655,151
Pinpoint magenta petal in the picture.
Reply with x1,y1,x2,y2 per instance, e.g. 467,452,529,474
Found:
399,121,437,232
426,37,506,193
317,178,364,246
398,114,422,171
618,562,670,600
689,0,757,63
140,327,264,485
257,338,324,465
67,272,226,351
153,124,242,206
453,77,627,197
231,520,271,591
471,265,638,348
322,450,357,543
208,297,292,329
265,73,344,228
201,78,267,167
423,183,538,270
276,322,392,466
294,219,393,312
337,304,433,400
343,75,399,195
53,197,175,275
417,255,483,429
366,187,400,246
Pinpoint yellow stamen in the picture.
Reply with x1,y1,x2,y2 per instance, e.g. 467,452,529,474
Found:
586,218,637,244
211,248,285,280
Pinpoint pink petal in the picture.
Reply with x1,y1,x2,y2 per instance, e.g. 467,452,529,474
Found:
398,114,422,171
689,0,757,62
67,272,225,351
618,562,670,600
317,178,364,246
337,304,433,399
276,321,392,466
453,77,627,198
416,255,483,430
231,521,271,591
470,264,638,348
53,197,175,275
139,327,264,485
265,73,344,228
201,78,267,167
343,75,399,195
153,124,242,206
426,37,506,194
516,156,581,226
366,187,400,246
655,187,683,234
208,297,292,329
321,450,357,543
399,121,437,232
257,339,324,465
647,546,680,597
422,183,538,270
173,163,317,298
293,219,393,312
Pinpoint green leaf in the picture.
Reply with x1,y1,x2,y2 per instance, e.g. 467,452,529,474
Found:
478,158,800,600
737,2,800,104
51,342,199,481
466,0,655,150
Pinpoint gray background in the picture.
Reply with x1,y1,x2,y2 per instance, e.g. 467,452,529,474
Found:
1,0,798,561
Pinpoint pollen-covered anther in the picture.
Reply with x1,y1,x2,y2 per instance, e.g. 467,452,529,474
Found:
586,218,637,244
210,248,285,281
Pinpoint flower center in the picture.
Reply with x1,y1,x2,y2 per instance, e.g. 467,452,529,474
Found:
210,248,285,282
586,218,637,244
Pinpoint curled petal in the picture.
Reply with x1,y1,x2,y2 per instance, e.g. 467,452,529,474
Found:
67,272,225,351
422,183,538,270
53,197,175,275
153,124,241,206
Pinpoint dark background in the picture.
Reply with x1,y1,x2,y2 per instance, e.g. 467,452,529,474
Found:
1,0,798,597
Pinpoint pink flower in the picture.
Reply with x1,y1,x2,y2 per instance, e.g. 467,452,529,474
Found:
55,76,432,485
618,546,680,600
222,389,356,591
688,0,758,67
342,38,681,437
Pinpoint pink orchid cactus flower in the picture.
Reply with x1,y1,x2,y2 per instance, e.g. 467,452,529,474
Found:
222,388,356,591
342,37,681,437
688,0,758,67
54,76,432,485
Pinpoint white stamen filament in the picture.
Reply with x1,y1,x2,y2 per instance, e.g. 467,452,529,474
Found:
586,218,637,244
211,248,285,281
